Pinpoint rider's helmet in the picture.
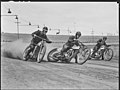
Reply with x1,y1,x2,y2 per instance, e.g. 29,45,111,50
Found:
103,36,107,40
43,26,48,33
75,31,81,39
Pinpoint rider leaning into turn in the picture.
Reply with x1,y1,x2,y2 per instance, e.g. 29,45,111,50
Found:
91,36,108,59
60,31,85,63
26,26,52,57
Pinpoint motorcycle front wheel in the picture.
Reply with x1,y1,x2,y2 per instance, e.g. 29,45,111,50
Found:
37,44,46,63
77,48,91,65
103,48,114,61
47,48,59,62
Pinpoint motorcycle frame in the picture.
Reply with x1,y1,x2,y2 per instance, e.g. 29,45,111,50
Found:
31,40,46,58
64,46,81,60
91,45,109,58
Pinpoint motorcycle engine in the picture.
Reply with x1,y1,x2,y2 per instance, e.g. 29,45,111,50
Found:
65,49,73,59
100,45,106,49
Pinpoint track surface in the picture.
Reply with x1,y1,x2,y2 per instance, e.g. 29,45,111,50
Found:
1,56,119,89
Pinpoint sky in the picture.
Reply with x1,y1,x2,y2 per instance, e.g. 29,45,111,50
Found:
1,2,119,35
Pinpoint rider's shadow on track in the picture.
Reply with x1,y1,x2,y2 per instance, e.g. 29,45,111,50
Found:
45,60,85,65
26,59,75,64
26,59,37,62
27,58,77,64
22,59,51,63
87,58,103,61
21,59,86,65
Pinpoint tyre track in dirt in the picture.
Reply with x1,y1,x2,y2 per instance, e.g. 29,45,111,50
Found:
31,61,118,89
1,36,119,89
1,56,118,89
38,60,118,83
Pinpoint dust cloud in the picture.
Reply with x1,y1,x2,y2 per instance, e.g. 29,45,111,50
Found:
1,39,29,60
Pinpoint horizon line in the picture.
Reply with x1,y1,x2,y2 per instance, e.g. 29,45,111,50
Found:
1,32,119,36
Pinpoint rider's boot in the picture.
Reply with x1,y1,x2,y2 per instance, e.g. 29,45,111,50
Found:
91,50,97,58
57,50,64,58
91,54,95,58
25,49,31,58
60,52,65,58
101,55,104,60
25,47,34,58
75,56,78,63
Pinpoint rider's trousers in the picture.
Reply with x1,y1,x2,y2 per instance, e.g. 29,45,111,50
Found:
92,45,100,56
61,44,71,55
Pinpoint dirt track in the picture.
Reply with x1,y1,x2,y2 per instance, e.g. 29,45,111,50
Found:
1,56,119,89
1,40,119,89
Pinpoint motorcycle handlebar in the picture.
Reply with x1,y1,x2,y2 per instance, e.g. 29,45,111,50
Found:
78,41,85,46
78,41,88,49
34,35,52,43
107,45,111,47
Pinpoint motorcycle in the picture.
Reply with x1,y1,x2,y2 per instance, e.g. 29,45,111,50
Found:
89,45,114,61
23,35,51,63
47,41,91,65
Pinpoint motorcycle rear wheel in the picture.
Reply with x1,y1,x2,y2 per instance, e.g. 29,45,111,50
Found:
47,48,59,62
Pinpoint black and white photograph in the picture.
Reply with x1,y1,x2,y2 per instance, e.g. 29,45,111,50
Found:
1,1,119,89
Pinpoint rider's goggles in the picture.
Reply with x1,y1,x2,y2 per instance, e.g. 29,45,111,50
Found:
43,30,48,33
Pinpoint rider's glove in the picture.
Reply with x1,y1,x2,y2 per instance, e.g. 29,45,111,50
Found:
32,34,37,38
46,40,52,43
107,45,111,47
34,34,37,37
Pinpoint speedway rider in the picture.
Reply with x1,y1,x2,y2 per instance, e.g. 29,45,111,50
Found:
26,26,52,58
60,31,85,63
91,36,108,59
